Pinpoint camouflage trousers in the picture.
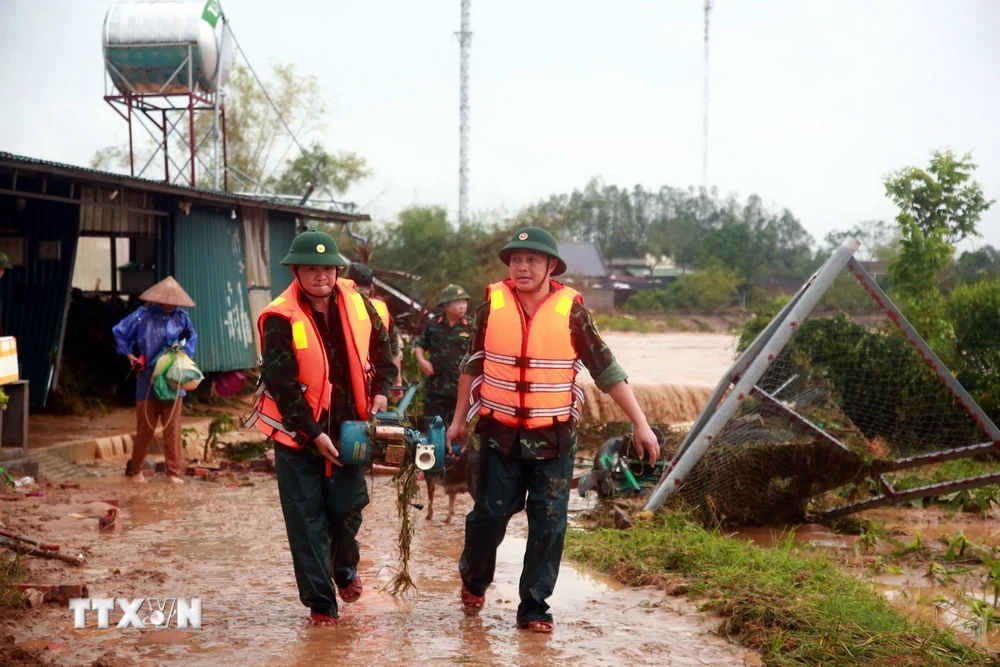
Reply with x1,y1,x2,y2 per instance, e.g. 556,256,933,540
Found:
274,443,369,619
458,444,575,625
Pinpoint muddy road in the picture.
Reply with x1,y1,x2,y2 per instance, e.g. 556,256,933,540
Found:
3,474,750,666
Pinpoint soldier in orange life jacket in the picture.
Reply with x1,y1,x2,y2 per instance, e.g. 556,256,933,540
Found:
447,226,660,633
246,231,396,627
347,263,403,400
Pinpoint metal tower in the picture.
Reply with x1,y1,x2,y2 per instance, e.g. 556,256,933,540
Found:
457,0,472,224
702,0,713,190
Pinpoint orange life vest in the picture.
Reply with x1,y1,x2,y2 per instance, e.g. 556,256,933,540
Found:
370,297,390,328
245,279,373,448
469,279,584,429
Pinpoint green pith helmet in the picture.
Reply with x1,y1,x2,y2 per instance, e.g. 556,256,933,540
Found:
0,252,10,270
348,263,374,286
280,230,350,267
437,284,471,306
498,226,567,276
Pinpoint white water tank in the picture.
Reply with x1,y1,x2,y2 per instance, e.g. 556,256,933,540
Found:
103,0,233,94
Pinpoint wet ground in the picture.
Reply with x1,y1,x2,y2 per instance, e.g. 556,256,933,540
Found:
1,472,751,666
733,509,1000,652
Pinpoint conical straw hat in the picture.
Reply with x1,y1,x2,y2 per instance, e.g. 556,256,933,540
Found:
139,276,196,308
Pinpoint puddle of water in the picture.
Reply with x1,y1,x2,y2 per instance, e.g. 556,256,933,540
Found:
729,508,1000,653
7,475,749,666
730,523,858,550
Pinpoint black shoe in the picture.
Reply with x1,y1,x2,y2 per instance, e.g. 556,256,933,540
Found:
125,460,134,477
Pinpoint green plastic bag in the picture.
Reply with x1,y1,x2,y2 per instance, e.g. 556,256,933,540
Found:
151,349,203,401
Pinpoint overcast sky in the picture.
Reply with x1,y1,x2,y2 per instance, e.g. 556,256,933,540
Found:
1,0,998,250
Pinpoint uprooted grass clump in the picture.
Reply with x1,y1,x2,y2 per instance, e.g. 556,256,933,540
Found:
0,552,26,621
383,463,420,596
565,508,995,666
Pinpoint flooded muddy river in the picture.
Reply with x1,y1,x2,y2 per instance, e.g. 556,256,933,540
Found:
2,475,750,666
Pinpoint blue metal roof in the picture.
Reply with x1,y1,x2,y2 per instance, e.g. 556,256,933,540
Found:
0,151,369,224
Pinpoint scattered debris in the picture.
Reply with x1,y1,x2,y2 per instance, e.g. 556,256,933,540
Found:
0,530,60,552
0,537,85,566
13,585,88,604
98,509,118,531
613,508,634,530
22,589,44,609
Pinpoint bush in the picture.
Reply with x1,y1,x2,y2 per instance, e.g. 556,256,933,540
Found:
623,265,740,311
592,313,659,333
737,310,981,452
947,279,1000,423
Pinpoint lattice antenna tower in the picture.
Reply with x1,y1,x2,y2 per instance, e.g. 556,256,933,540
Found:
457,0,472,224
702,0,713,190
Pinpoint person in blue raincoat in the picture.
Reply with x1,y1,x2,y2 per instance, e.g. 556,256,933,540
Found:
112,276,197,484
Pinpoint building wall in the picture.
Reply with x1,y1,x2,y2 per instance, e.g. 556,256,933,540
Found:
0,194,79,406
268,213,297,299
580,288,616,313
174,205,256,373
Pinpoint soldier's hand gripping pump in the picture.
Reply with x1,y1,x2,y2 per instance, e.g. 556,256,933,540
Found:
337,384,447,473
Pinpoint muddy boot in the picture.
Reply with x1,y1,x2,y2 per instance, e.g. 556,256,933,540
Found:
125,460,134,477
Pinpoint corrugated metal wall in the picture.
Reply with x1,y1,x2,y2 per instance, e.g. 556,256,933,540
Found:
0,195,79,406
156,214,175,282
268,213,297,298
174,206,256,372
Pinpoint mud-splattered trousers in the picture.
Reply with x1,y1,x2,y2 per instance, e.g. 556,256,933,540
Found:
275,443,369,619
459,440,576,625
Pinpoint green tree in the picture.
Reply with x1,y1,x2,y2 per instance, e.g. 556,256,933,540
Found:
624,262,740,311
699,195,814,305
265,142,370,197
955,245,1000,286
823,220,893,262
885,150,994,348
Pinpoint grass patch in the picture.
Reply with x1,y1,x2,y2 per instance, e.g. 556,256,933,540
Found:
0,552,26,621
223,440,272,462
565,509,995,666
593,314,660,334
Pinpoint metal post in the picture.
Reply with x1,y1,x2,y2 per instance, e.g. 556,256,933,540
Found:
188,48,196,187
457,0,472,224
221,105,229,191
127,100,135,176
162,110,170,183
644,238,861,511
212,24,226,191
662,279,810,473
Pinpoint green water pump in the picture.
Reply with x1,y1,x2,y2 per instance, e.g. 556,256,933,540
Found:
337,384,447,472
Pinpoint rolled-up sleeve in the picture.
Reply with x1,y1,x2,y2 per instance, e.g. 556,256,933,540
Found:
570,303,628,393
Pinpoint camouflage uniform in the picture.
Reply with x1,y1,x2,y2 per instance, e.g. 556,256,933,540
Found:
415,313,474,426
458,226,629,629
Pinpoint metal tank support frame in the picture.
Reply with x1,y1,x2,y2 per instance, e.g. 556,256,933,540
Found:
103,42,228,190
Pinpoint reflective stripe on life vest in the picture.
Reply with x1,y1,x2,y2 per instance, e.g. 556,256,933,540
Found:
474,279,584,429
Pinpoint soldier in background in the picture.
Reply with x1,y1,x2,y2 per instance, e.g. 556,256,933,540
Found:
415,284,473,430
